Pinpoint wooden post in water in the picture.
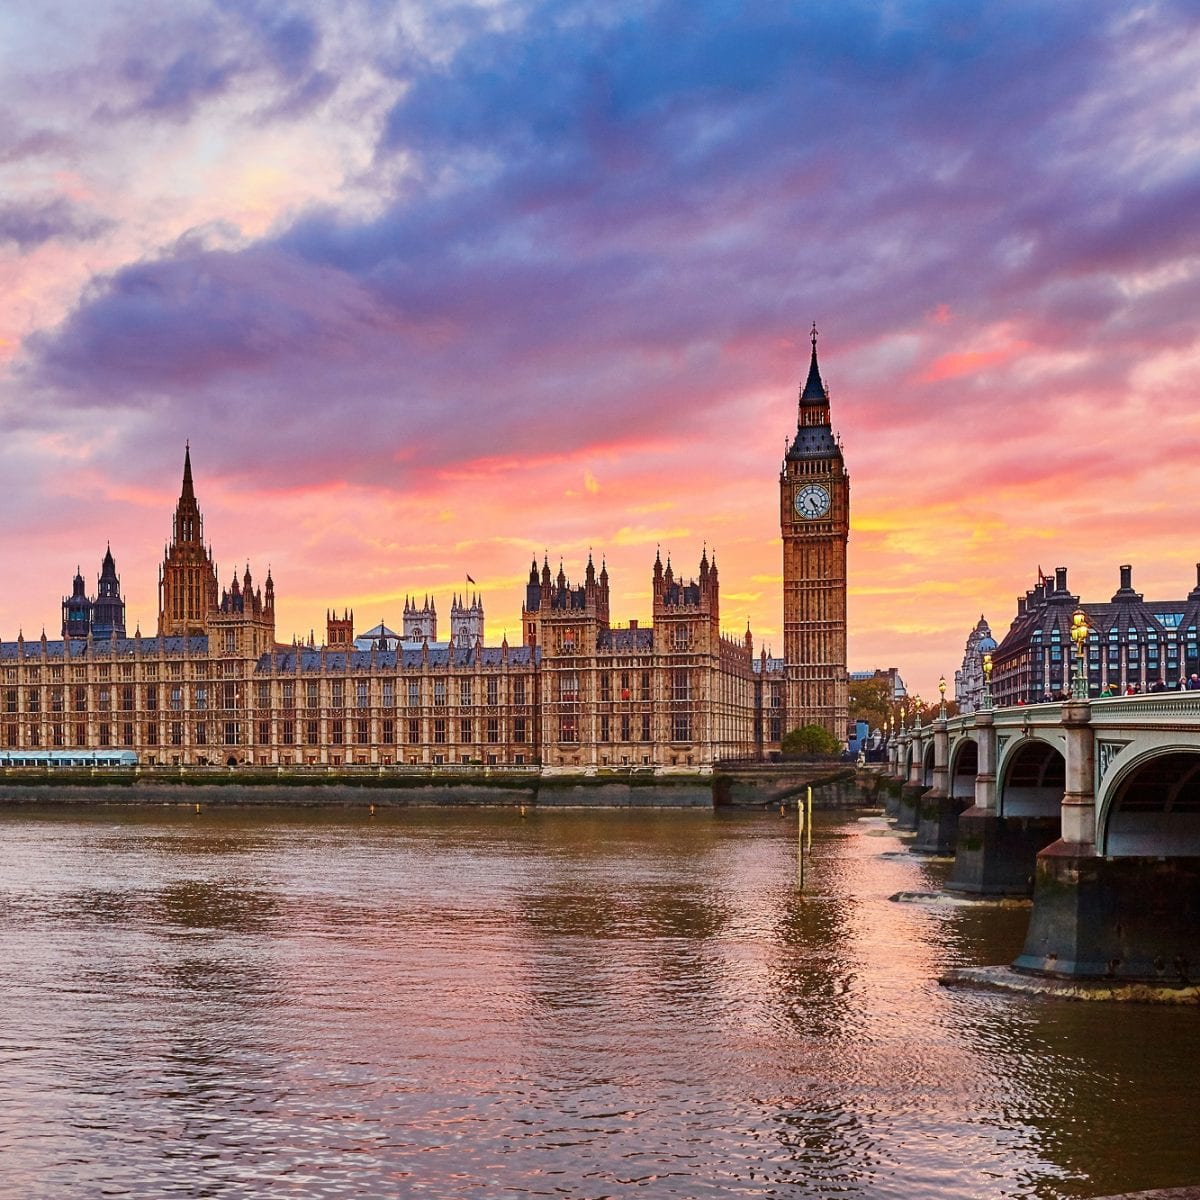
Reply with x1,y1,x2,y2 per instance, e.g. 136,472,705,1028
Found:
798,785,815,892
806,786,813,854
797,792,805,891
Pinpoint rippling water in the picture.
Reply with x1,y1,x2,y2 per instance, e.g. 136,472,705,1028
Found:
0,802,1197,1198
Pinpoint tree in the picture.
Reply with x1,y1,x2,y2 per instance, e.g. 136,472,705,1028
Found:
849,676,891,732
782,723,842,758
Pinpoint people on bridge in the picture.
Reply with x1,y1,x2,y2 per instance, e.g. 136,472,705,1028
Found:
1150,678,1168,693
1189,674,1200,691
1124,683,1138,696
1100,683,1116,697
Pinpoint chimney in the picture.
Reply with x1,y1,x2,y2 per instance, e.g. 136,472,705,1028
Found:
1017,596,1027,616
1055,566,1068,592
1120,564,1132,592
629,619,638,630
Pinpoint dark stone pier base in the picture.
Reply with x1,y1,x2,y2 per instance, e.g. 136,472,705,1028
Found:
946,806,1059,897
881,776,903,819
1014,843,1200,983
913,792,970,855
895,783,928,831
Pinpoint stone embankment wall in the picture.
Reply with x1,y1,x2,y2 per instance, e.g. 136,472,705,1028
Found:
0,764,885,810
0,768,710,809
713,764,884,809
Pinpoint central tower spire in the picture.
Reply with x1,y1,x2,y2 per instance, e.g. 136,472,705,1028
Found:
158,445,219,637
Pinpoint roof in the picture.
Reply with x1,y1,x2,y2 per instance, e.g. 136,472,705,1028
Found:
256,644,539,674
0,636,207,660
597,628,654,652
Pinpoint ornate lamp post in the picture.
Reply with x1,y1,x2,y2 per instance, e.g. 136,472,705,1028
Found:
938,675,947,719
899,701,907,734
1070,608,1090,699
981,652,994,710
911,695,923,730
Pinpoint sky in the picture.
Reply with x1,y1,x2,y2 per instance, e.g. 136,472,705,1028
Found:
1,0,1198,701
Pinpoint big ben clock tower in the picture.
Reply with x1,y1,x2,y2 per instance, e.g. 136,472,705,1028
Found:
780,324,849,741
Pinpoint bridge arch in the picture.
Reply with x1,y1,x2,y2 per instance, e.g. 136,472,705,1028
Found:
921,739,935,788
997,737,1064,818
949,737,978,802
1099,748,1200,856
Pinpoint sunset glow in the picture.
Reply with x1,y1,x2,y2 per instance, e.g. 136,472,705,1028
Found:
2,2,1199,698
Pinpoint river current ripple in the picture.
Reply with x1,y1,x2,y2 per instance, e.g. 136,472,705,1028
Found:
0,805,1197,1198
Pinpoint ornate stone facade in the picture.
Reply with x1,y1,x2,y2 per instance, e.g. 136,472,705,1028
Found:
953,616,996,715
992,564,1200,703
0,452,762,770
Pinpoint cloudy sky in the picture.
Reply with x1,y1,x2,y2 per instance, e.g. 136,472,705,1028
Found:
1,0,1198,697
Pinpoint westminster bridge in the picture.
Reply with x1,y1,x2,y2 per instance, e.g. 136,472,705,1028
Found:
887,693,1200,983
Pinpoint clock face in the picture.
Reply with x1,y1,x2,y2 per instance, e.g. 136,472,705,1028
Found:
794,483,831,520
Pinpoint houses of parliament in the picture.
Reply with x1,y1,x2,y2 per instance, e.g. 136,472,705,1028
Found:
0,336,848,770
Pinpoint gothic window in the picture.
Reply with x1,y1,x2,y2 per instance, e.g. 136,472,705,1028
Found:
382,681,394,707
408,680,420,707
459,679,472,707
434,680,447,706
356,681,369,709
513,680,526,706
486,719,499,744
331,681,344,709
487,677,498,706
460,718,472,742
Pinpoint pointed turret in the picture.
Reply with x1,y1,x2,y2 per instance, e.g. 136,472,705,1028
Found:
800,321,829,403
786,322,838,460
181,441,195,501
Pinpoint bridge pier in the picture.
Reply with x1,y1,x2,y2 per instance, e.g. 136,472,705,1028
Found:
1015,846,1200,983
914,718,957,853
895,727,930,830
946,807,1060,896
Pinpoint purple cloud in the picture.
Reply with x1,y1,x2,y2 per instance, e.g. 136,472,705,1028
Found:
0,197,113,250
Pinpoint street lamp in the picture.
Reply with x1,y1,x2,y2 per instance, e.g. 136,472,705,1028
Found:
912,695,923,729
981,652,994,710
899,701,907,733
938,675,947,719
1070,608,1090,700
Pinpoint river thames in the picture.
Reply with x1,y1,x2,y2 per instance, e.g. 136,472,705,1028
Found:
0,802,1196,1198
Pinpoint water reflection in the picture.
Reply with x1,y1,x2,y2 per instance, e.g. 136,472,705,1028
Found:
0,803,1197,1197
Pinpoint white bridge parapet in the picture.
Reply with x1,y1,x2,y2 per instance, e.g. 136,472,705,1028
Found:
897,693,1200,856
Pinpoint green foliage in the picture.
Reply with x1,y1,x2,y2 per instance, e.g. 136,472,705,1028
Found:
781,723,843,758
848,676,891,732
